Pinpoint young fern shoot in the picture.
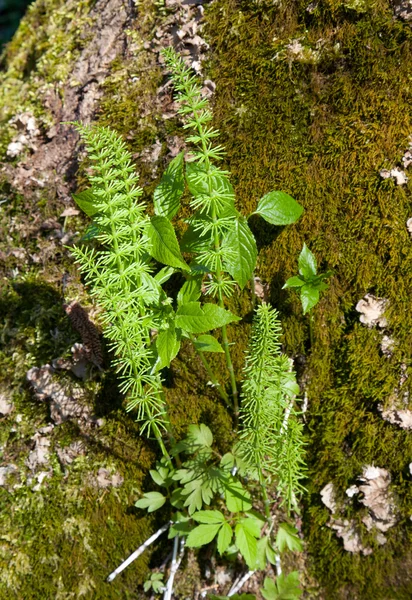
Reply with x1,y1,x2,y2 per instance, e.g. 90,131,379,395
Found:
239,303,306,513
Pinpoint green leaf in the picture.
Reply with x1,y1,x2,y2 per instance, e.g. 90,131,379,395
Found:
298,244,317,279
222,217,257,289
177,276,203,305
154,152,184,219
239,515,262,539
148,215,190,271
154,266,177,284
186,523,221,548
217,522,233,555
149,468,166,486
192,510,225,524
176,302,240,333
300,284,319,315
180,221,212,253
168,513,191,539
193,334,224,353
254,191,303,226
187,423,213,448
235,521,258,569
261,573,302,600
156,326,180,369
81,223,99,241
256,536,269,570
135,492,166,513
283,276,305,289
186,163,237,216
224,479,252,513
72,189,99,217
276,523,303,553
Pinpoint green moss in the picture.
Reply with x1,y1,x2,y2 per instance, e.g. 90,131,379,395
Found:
204,0,412,597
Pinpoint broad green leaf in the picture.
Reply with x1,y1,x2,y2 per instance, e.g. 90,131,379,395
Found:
283,276,305,289
186,523,221,547
300,284,319,315
187,423,213,448
261,573,302,600
276,523,303,553
149,469,166,486
154,152,184,219
177,276,203,305
194,334,224,353
239,516,262,539
135,492,166,513
186,163,237,216
170,488,185,509
298,244,317,279
180,221,212,252
224,479,252,513
72,189,99,216
254,191,303,226
176,302,240,334
192,510,225,524
140,272,162,304
235,522,258,569
217,522,233,555
154,266,177,284
156,326,180,369
148,215,190,271
222,217,257,289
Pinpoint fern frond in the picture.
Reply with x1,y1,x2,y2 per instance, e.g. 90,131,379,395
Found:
239,303,306,511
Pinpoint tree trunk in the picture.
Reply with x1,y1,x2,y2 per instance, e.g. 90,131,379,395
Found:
0,0,411,598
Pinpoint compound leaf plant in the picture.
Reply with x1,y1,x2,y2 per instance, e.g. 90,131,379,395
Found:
69,48,306,599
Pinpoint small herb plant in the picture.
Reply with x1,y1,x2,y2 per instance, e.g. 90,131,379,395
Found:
283,243,331,345
69,48,306,599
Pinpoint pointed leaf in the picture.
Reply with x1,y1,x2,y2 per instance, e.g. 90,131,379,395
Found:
180,221,212,252
72,189,99,217
154,266,177,284
222,217,257,289
176,302,240,334
194,334,224,353
300,284,319,315
261,573,302,600
298,244,317,279
283,276,305,289
217,522,233,555
177,276,203,305
224,479,252,513
148,215,190,271
156,326,180,369
235,522,258,569
154,152,184,219
254,191,303,226
186,523,221,547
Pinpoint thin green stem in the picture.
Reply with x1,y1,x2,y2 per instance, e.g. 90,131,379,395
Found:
309,312,314,348
188,333,231,408
250,271,257,310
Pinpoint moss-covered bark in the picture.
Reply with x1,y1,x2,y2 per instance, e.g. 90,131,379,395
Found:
203,0,412,597
1,0,411,597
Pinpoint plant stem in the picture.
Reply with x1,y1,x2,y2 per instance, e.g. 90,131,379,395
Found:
189,334,231,408
220,323,239,423
309,311,314,348
250,271,257,310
